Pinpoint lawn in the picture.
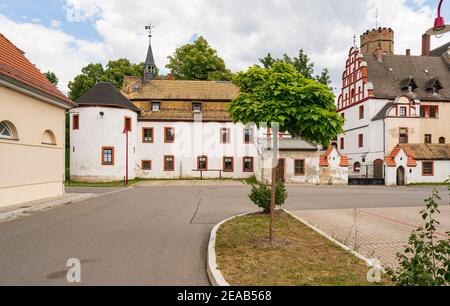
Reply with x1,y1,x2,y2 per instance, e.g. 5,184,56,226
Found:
65,179,145,187
215,211,392,286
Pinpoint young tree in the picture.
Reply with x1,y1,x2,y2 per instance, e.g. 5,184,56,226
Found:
166,36,233,81
229,62,344,242
44,71,59,86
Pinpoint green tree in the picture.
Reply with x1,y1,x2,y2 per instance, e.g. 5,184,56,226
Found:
315,68,332,86
166,36,233,81
228,62,344,242
44,71,59,86
68,59,145,101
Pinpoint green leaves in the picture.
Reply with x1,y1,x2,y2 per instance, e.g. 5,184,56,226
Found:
44,71,59,86
229,62,343,146
166,36,233,81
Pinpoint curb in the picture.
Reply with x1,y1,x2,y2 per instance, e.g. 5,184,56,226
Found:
207,212,253,286
282,209,384,270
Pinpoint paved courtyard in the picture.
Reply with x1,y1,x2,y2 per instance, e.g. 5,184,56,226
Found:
0,183,448,285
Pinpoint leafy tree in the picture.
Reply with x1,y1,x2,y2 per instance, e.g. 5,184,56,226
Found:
166,36,233,81
229,62,344,242
259,49,331,86
44,71,59,86
249,182,287,214
68,60,145,101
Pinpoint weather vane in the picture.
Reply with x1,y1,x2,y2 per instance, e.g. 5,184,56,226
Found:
145,23,155,43
375,8,379,28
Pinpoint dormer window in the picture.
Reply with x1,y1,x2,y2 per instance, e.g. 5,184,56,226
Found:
425,78,443,96
193,102,202,113
152,102,161,112
401,77,417,95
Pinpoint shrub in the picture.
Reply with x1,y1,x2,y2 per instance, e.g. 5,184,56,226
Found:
387,187,450,286
249,182,288,214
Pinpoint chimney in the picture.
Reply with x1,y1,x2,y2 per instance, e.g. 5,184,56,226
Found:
406,49,411,56
375,47,383,62
422,34,430,56
167,73,173,80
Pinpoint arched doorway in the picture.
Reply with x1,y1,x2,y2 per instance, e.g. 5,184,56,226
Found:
373,159,384,179
397,166,405,186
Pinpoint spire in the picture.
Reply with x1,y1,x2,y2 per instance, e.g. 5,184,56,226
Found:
144,23,156,81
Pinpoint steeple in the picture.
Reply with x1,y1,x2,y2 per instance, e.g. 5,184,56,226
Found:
144,23,156,81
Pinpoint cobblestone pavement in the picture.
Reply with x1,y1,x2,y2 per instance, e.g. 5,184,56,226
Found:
290,206,450,268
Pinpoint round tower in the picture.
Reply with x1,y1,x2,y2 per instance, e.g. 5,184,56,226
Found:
360,27,394,55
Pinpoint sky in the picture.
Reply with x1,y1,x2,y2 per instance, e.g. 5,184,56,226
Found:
0,0,449,95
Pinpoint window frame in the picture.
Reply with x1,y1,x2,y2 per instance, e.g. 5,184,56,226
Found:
399,106,407,117
243,157,254,173
399,127,409,144
73,114,79,130
101,147,115,166
340,137,345,150
197,156,208,171
439,137,445,144
358,134,364,148
141,160,152,171
359,105,364,119
424,134,432,144
152,102,161,112
164,127,175,144
192,102,202,113
0,121,13,139
124,116,132,132
220,128,231,144
422,161,434,176
142,128,154,143
164,155,175,171
243,128,254,144
294,159,305,176
353,162,361,173
223,157,234,173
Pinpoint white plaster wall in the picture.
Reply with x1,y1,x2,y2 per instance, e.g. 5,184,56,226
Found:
70,107,138,182
319,148,348,185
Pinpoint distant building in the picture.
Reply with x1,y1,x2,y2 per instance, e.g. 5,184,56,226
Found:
0,34,74,207
337,27,450,185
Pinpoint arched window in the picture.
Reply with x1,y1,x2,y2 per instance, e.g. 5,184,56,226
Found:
0,121,17,140
439,137,445,144
42,130,57,145
353,162,361,173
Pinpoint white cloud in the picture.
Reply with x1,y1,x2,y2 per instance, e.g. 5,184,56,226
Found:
50,19,62,29
1,0,444,96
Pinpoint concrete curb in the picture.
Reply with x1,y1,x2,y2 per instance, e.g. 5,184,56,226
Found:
282,209,384,269
207,212,253,286
0,184,136,223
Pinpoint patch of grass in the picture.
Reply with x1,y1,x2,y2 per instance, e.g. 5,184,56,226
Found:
242,175,258,185
216,211,392,286
407,182,448,187
65,179,146,187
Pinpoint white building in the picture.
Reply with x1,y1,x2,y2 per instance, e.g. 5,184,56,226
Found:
336,28,450,185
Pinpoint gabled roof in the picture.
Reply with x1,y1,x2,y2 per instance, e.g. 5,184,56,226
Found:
385,144,450,167
0,33,73,107
320,146,349,167
400,77,417,90
363,54,450,101
76,82,140,112
122,76,239,101
425,77,443,90
430,42,450,57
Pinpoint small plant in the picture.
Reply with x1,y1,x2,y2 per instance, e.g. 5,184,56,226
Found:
249,182,288,214
387,187,450,286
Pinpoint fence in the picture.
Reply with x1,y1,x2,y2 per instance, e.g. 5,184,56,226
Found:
348,165,385,185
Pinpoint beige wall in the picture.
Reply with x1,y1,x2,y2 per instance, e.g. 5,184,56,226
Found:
386,102,450,153
0,85,66,208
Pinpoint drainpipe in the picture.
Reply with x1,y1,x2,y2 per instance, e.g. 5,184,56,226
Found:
123,129,129,185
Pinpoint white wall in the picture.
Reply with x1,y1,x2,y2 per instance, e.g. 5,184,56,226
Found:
320,148,348,185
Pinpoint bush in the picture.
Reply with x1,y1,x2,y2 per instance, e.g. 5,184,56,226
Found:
249,182,288,214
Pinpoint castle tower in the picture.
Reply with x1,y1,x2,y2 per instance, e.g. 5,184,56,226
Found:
360,27,394,55
144,24,156,81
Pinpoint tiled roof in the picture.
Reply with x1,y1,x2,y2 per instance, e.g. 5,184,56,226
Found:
279,138,318,151
385,144,450,167
430,42,450,57
320,146,349,167
364,54,450,101
76,82,140,112
122,76,240,101
0,33,72,106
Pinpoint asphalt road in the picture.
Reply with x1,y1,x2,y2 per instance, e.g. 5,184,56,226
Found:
0,184,447,285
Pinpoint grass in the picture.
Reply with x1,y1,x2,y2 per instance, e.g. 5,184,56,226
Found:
215,211,392,286
65,178,146,187
407,182,449,187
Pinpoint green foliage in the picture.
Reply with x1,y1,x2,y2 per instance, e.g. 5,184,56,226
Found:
259,50,331,85
249,182,288,214
44,71,59,86
68,59,145,101
387,187,450,286
229,62,344,146
166,36,233,81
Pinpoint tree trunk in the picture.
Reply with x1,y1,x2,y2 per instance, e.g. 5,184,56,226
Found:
269,157,276,243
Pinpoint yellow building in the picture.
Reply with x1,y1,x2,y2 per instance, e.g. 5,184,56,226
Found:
0,34,74,208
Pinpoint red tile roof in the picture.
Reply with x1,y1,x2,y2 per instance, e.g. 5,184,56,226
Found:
385,145,418,167
320,145,349,167
0,33,72,106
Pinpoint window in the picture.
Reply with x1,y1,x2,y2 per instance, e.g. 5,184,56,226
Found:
359,105,364,119
73,114,79,130
399,128,408,144
358,134,364,148
220,128,230,144
124,117,132,132
429,106,438,118
142,128,154,143
244,128,254,144
102,147,114,165
422,161,434,176
353,162,361,172
142,160,152,170
0,121,12,139
243,157,254,172
399,106,407,117
193,102,202,113
294,159,305,176
420,105,439,118
340,137,345,150
439,137,446,144
152,102,161,112
425,134,432,144
164,156,175,171
223,157,234,172
164,127,175,143
197,156,208,170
